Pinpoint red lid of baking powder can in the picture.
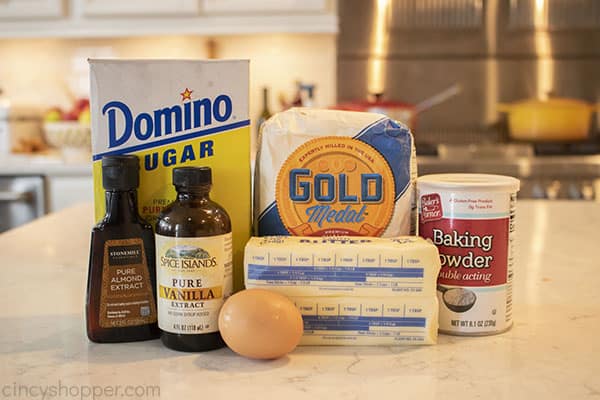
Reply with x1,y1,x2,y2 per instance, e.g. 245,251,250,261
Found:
417,174,520,336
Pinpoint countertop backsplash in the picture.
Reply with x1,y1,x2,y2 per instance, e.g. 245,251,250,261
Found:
0,34,336,127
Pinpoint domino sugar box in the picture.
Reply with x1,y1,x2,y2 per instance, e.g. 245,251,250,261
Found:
89,59,251,290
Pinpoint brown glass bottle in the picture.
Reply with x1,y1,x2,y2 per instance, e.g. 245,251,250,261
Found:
155,167,232,352
86,155,159,343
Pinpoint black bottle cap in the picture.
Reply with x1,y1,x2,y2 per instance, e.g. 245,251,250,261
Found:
102,155,140,191
173,167,212,187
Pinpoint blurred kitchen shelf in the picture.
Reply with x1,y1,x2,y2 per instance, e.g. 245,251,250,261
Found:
0,15,337,37
0,153,91,177
0,0,337,38
0,0,64,19
81,0,201,17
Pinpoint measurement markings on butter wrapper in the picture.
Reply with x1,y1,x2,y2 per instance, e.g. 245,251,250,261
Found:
247,263,425,287
302,314,428,338
292,297,434,344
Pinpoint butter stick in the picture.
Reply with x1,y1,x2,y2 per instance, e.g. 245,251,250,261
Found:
244,236,441,297
292,296,439,345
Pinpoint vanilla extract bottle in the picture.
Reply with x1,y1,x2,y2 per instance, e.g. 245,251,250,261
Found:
86,155,159,343
156,167,232,352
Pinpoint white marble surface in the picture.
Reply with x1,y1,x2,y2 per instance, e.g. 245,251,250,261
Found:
0,201,598,400
0,152,91,176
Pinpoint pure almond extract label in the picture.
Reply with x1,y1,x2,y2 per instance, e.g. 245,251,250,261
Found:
156,233,232,335
99,238,157,328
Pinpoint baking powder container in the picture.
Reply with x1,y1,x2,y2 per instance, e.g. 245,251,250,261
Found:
417,174,520,336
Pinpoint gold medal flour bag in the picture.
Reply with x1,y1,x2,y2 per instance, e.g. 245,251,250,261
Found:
90,59,251,290
255,108,416,237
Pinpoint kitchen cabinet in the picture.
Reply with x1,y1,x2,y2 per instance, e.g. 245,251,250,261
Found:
0,0,337,37
0,0,64,19
81,0,200,17
0,175,45,233
202,0,327,13
0,154,93,214
46,175,93,213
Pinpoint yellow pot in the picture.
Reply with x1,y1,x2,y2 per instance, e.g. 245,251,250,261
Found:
498,98,598,142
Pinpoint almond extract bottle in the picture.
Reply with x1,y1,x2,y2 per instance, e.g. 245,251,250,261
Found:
155,167,232,352
86,155,159,342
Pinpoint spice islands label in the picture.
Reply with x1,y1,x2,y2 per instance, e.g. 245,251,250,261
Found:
275,137,395,236
156,233,232,335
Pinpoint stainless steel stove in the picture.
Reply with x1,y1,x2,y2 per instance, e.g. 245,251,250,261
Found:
337,0,600,201
417,144,600,201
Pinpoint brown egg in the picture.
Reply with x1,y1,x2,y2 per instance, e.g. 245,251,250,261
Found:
218,289,304,360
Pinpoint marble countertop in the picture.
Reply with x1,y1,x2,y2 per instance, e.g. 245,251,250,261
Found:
0,201,598,399
0,152,91,176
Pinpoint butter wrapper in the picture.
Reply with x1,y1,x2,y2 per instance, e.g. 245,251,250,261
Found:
244,236,441,297
292,296,439,346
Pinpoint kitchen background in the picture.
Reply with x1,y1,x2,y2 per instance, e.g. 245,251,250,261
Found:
0,0,599,232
